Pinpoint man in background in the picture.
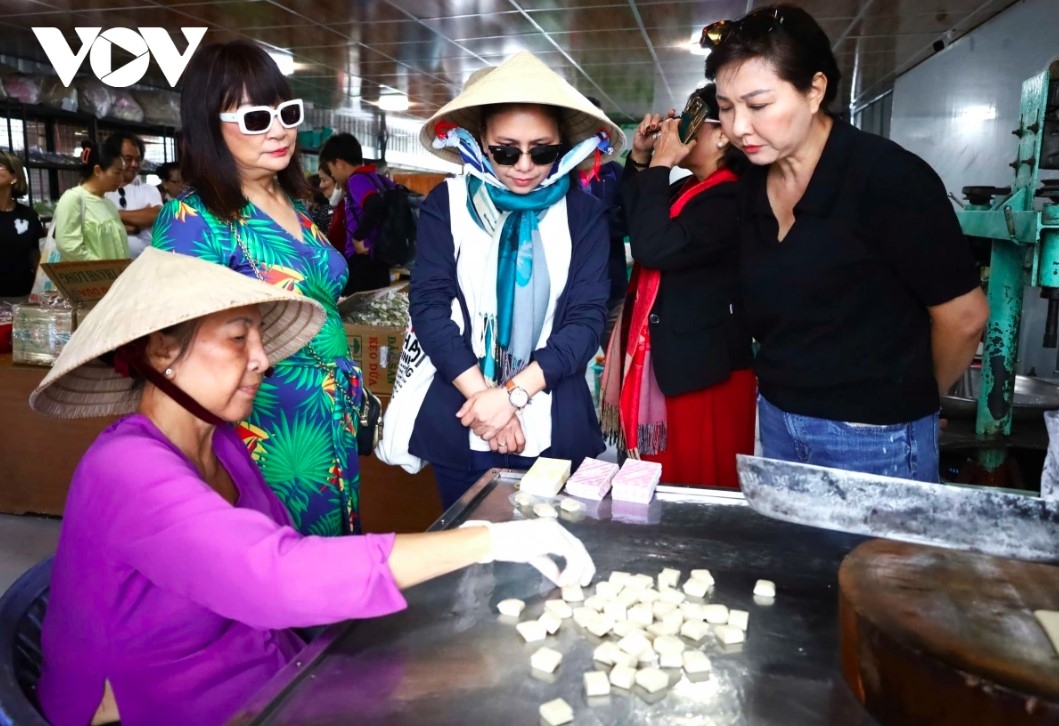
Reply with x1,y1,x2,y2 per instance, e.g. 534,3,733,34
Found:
156,162,187,202
104,132,162,258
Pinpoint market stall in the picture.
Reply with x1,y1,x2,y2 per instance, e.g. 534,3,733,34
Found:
231,474,875,725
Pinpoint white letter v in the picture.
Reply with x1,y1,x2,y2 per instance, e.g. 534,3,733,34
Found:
32,28,100,87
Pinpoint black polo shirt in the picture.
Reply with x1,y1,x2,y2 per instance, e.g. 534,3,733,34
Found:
739,120,980,424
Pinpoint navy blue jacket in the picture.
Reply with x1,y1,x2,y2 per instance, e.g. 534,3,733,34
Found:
408,181,610,470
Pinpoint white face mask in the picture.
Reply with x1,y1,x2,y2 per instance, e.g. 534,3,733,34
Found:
329,187,344,206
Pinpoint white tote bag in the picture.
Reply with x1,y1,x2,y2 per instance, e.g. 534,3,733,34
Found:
375,232,464,473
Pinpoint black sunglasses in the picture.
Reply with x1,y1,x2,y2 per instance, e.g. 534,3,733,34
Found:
118,187,126,208
700,7,785,49
488,144,564,167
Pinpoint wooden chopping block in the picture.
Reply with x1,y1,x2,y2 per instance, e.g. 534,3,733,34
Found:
839,539,1059,725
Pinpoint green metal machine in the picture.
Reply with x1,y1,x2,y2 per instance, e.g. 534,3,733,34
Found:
955,67,1059,474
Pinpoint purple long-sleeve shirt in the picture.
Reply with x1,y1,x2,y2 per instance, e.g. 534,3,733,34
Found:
37,415,407,726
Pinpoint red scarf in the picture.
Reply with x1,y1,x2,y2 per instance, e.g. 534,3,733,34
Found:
600,167,738,456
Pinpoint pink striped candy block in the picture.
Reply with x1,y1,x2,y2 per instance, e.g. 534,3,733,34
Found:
563,458,619,500
611,460,662,504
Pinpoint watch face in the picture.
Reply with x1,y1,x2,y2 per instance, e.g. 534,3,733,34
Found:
509,387,530,408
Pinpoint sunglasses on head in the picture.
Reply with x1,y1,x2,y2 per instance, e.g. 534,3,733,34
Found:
218,99,304,134
700,7,785,49
487,144,564,167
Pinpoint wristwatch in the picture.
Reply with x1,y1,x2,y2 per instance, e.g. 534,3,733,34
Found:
504,379,530,410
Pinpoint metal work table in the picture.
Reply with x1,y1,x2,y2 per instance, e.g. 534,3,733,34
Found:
233,472,876,726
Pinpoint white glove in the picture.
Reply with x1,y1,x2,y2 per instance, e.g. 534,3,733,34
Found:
462,519,596,588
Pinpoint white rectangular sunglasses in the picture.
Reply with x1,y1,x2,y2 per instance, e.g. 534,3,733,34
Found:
219,99,304,134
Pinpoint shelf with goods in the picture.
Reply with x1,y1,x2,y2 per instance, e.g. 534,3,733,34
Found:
0,97,179,214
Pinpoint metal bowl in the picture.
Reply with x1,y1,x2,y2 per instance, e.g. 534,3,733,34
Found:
941,367,1059,421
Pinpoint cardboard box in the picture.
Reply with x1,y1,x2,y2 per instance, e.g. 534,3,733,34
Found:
344,323,406,395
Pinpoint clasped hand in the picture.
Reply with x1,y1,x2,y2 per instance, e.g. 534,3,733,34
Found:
457,388,526,453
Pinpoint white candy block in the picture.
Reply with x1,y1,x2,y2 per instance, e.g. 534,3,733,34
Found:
648,620,680,637
497,599,525,617
533,502,559,519
610,620,638,638
714,624,746,645
652,601,677,619
563,457,619,500
584,670,611,697
652,635,686,656
617,588,641,608
514,491,535,506
520,457,572,498
516,620,548,643
544,599,573,619
636,666,670,693
658,588,686,605
593,641,622,665
628,603,654,627
631,588,656,605
662,611,684,630
559,497,583,513
638,649,659,666
659,650,684,669
562,585,585,603
680,620,712,643
683,650,713,675
586,614,615,638
680,602,706,621
539,612,563,635
531,646,563,673
609,571,632,586
539,697,574,726
609,664,637,690
594,581,619,600
614,650,639,668
727,609,749,632
583,595,607,612
703,604,729,624
630,573,656,590
682,578,710,599
658,568,681,590
689,569,715,586
603,600,628,622
617,633,652,657
753,579,776,599
572,606,596,628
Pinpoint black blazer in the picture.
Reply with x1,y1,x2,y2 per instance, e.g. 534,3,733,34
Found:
620,164,753,397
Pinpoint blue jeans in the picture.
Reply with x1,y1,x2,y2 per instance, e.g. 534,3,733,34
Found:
433,451,539,510
757,395,939,482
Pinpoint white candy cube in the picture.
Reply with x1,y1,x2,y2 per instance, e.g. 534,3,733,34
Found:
648,620,680,637
530,646,563,673
680,619,712,643
617,632,652,657
637,588,661,604
562,585,585,603
635,667,670,693
609,664,637,690
539,697,574,726
583,595,607,612
539,612,563,635
544,599,573,619
516,620,548,643
703,604,729,624
628,603,654,627
714,624,746,645
572,606,596,627
614,650,639,668
586,614,615,637
610,620,639,638
593,641,622,665
653,635,686,656
689,569,715,586
753,579,776,599
658,568,681,589
617,587,641,608
559,497,583,513
630,573,655,590
652,601,677,619
680,602,706,621
683,650,713,675
584,670,611,697
727,609,749,632
609,571,632,586
595,580,621,600
682,578,710,599
659,588,686,605
662,610,684,630
533,502,559,519
497,598,525,617
659,650,684,669
603,600,628,622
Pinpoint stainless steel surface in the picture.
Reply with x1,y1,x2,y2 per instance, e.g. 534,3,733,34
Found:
942,367,1059,422
235,474,877,726
737,455,1059,563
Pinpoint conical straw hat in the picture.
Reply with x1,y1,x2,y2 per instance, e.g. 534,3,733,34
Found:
30,248,326,419
420,52,626,165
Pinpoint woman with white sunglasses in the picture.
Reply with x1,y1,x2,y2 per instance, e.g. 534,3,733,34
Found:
402,53,621,508
153,42,364,537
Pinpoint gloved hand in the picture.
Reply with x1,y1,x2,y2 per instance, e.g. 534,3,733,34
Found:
462,519,595,587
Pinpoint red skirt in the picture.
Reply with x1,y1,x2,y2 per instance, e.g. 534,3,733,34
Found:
642,369,756,488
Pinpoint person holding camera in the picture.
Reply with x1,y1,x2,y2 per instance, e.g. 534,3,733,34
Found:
600,84,754,488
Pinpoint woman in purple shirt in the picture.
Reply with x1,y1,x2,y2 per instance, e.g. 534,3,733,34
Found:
29,249,594,726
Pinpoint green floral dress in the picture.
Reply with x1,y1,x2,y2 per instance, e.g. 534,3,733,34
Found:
153,193,362,535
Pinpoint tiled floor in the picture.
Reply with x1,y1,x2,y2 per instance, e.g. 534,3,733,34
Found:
0,514,60,593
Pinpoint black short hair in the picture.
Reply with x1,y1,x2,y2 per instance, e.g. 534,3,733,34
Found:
319,133,363,167
105,131,145,159
704,4,842,113
178,41,310,219
156,162,180,183
79,139,123,181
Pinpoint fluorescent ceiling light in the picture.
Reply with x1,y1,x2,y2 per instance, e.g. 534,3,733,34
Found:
378,93,410,112
266,48,294,76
